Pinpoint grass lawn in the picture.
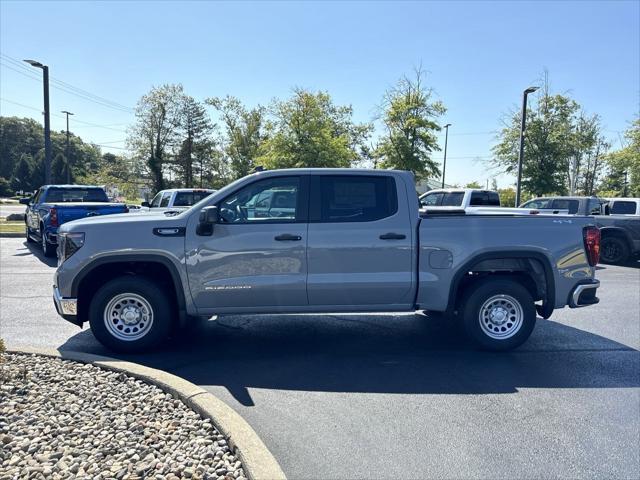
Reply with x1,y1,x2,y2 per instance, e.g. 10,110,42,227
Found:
0,220,23,234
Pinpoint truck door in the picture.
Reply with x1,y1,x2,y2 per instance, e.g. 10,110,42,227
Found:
306,174,414,307
186,175,309,311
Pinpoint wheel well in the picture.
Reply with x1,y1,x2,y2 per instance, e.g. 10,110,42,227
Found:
76,261,181,324
601,229,630,245
452,257,548,313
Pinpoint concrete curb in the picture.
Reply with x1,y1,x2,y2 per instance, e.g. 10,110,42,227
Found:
7,347,286,480
0,232,24,238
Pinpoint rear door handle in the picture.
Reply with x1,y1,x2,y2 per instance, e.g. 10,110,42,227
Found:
379,233,406,240
274,234,302,241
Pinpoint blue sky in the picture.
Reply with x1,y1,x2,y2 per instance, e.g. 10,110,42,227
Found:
1,0,638,187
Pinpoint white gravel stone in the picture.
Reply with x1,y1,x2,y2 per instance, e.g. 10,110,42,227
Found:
0,353,243,480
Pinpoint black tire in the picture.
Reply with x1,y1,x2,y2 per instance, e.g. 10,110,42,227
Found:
89,276,173,353
40,227,56,257
25,224,35,243
461,279,536,351
600,236,629,264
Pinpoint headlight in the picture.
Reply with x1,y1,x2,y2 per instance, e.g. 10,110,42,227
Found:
57,232,85,265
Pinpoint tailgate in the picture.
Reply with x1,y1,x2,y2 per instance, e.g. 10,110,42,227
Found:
53,203,127,224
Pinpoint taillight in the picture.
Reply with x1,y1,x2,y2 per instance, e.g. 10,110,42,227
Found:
583,226,600,266
50,208,58,227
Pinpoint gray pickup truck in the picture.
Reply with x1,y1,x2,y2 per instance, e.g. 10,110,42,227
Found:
53,169,601,353
521,196,640,264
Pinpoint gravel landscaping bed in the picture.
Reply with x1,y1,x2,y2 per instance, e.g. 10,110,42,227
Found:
0,353,246,480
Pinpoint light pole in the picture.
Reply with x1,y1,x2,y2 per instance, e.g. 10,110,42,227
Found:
24,59,52,184
61,111,74,183
515,86,539,206
441,123,451,188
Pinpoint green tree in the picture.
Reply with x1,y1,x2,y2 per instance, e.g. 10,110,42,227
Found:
375,68,446,180
257,88,370,170
78,153,141,201
10,153,34,192
497,187,516,207
492,75,578,196
177,95,213,187
465,181,483,188
0,117,43,179
600,119,640,196
0,177,11,197
207,96,265,180
51,153,67,184
129,84,184,191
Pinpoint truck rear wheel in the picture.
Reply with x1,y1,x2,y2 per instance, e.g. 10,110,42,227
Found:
600,236,629,264
461,279,536,351
89,276,173,353
40,227,56,257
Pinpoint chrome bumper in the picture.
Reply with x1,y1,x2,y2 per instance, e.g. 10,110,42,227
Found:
569,280,600,308
53,285,78,315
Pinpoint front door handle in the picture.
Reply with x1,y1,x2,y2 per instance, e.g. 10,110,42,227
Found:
274,234,302,241
379,233,406,240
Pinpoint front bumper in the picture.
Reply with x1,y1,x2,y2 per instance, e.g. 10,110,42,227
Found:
53,285,81,326
568,279,600,308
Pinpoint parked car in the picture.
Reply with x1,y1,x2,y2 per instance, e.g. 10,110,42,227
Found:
521,196,640,264
141,188,216,213
53,169,601,353
20,185,128,257
605,198,640,216
419,188,537,215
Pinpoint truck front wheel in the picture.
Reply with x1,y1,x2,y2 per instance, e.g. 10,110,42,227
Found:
89,276,173,353
461,279,536,351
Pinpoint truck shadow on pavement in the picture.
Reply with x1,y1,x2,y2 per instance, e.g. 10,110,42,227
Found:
14,241,57,267
59,312,640,407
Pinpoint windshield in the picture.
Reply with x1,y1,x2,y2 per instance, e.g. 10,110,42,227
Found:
44,188,109,203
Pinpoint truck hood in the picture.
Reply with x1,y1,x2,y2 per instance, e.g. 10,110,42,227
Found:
58,211,187,233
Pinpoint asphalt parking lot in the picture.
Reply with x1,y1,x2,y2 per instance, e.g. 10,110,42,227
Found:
1,236,639,479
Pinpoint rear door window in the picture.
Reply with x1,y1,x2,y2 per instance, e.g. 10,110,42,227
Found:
441,192,465,206
314,175,397,222
173,191,213,206
610,201,637,215
551,199,579,214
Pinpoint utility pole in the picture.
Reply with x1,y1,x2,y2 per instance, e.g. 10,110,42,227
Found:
441,123,451,188
61,111,74,184
624,170,629,197
24,60,51,184
515,86,539,206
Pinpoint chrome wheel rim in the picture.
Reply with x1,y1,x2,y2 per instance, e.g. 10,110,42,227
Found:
478,294,523,340
41,231,46,249
103,293,154,341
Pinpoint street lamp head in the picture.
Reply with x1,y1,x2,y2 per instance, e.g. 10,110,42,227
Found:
61,111,74,116
444,123,452,128
24,59,45,68
524,86,539,94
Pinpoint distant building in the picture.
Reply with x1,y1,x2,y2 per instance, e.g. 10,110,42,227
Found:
415,178,453,194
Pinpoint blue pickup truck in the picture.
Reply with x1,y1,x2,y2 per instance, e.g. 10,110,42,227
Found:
20,185,128,257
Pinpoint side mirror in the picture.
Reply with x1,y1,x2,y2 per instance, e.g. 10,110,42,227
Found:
141,201,150,208
197,206,219,236
19,197,31,205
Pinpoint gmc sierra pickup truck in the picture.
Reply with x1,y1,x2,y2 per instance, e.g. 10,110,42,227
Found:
53,169,601,353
